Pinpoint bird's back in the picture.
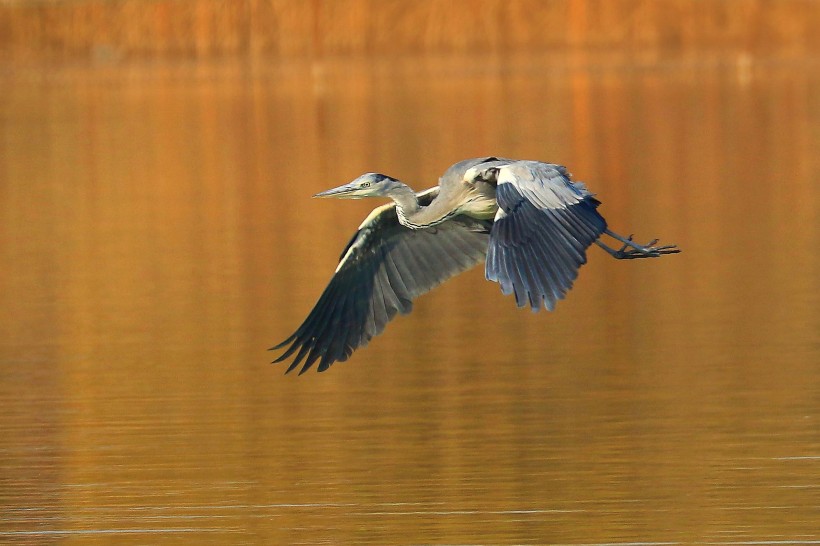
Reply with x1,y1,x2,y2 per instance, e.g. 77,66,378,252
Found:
434,156,513,221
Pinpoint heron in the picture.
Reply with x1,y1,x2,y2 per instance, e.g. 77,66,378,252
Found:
271,157,679,374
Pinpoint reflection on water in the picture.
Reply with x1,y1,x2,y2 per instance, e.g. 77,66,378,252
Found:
0,52,818,544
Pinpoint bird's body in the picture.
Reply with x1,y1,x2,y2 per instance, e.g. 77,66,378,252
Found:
272,157,679,374
394,158,503,226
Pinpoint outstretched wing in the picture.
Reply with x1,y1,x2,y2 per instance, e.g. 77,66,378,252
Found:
485,161,607,311
271,194,491,374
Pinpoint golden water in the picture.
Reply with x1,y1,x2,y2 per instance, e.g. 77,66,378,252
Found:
1,52,818,543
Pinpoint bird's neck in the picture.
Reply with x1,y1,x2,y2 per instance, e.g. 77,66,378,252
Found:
391,184,461,229
388,184,421,224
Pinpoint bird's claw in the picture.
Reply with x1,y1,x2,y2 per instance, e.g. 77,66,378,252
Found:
614,234,680,259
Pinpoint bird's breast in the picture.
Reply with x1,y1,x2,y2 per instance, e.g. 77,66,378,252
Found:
459,193,499,220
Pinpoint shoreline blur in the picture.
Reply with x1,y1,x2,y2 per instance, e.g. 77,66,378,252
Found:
2,0,819,64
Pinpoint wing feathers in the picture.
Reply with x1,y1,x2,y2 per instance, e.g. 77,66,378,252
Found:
485,161,607,312
272,206,490,373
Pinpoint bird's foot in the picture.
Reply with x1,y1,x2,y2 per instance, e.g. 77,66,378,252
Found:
611,234,680,259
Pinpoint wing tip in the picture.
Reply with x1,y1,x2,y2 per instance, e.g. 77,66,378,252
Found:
268,335,294,351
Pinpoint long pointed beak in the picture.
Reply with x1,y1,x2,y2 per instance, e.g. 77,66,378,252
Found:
313,182,362,199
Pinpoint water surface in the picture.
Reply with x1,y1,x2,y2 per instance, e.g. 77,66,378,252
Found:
0,52,818,544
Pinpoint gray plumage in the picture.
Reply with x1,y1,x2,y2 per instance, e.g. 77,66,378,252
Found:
271,157,679,374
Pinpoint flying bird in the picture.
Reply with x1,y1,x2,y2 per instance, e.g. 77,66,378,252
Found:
271,157,679,374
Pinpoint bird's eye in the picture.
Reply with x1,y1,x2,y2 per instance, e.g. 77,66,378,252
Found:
361,182,370,188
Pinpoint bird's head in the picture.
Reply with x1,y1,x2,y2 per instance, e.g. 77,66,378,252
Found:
313,173,402,200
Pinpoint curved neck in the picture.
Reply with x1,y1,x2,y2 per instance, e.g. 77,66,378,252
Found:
388,184,421,219
391,184,465,229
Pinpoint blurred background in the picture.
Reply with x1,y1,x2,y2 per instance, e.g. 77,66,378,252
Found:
1,1,818,544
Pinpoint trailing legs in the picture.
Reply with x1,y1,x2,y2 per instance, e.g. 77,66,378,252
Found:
595,229,680,260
